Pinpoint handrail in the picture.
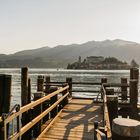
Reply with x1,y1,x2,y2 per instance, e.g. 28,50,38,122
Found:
103,83,129,87
10,92,69,140
45,81,101,85
95,129,107,140
101,84,112,139
2,85,69,140
5,85,68,124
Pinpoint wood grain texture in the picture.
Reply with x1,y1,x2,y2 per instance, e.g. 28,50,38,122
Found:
38,99,103,140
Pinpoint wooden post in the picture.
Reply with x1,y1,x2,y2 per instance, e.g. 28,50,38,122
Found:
60,84,69,109
130,80,138,117
37,75,44,92
66,77,72,97
101,78,107,100
28,78,31,103
21,67,28,106
94,121,99,140
130,67,139,81
106,88,114,95
107,95,118,128
21,67,32,140
112,118,140,140
133,68,139,82
42,76,50,123
121,78,127,100
33,92,45,138
101,78,107,84
45,76,50,94
50,87,58,118
0,75,12,140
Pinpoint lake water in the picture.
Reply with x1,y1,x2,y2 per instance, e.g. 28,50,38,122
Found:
0,68,139,107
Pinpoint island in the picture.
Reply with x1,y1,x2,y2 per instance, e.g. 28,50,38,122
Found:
67,56,139,70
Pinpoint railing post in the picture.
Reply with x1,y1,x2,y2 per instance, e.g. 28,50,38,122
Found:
107,95,118,128
60,84,69,109
66,77,72,97
130,79,138,119
121,78,127,100
94,121,99,140
43,76,50,123
45,76,50,94
50,87,58,118
106,88,114,95
0,74,12,140
130,67,139,82
21,67,32,140
37,75,44,92
33,92,45,138
101,78,107,84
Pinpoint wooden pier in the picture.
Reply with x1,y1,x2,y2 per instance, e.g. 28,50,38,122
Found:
0,67,140,140
38,99,103,140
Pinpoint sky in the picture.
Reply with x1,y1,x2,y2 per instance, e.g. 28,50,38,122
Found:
0,0,140,54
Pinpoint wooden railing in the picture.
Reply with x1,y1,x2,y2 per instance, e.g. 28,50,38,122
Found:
102,84,112,140
0,85,69,140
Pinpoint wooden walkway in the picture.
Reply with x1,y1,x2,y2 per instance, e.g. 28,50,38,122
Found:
38,99,103,140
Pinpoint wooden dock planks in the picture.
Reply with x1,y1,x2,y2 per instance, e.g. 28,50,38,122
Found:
38,99,103,140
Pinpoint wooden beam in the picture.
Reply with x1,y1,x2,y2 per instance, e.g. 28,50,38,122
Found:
10,92,69,140
37,110,62,139
5,86,69,124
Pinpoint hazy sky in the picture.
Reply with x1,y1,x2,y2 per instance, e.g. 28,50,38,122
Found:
0,0,140,54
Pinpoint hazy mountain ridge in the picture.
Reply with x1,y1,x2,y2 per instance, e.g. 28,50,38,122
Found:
0,39,140,68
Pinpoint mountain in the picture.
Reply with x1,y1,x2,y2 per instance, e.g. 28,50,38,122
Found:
0,39,140,68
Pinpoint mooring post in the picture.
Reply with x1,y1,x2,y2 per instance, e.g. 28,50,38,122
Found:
66,77,72,97
121,78,127,100
107,95,118,128
106,88,114,95
28,78,31,103
112,118,140,140
61,84,69,109
0,74,12,140
43,76,50,123
130,79,138,119
50,87,58,118
21,67,28,106
33,92,45,138
101,78,107,99
94,121,99,140
37,75,44,92
101,77,107,84
45,76,50,94
130,67,139,81
21,67,32,140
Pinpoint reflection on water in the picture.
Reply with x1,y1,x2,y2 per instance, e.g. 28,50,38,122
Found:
0,68,139,107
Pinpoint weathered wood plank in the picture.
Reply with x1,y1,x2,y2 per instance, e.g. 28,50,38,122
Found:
38,99,103,140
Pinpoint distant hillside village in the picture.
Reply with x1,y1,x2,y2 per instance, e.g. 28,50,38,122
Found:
67,56,139,70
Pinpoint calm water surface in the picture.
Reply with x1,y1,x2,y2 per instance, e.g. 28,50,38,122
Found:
0,68,139,107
